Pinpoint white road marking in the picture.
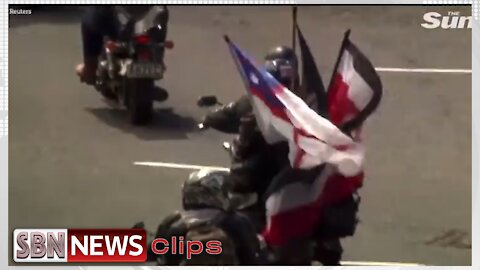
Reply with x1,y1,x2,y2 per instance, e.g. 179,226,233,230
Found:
341,261,423,266
133,161,230,172
375,67,471,74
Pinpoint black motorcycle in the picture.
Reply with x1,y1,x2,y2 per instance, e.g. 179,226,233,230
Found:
95,6,173,125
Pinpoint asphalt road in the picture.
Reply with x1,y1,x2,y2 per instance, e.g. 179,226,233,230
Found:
9,5,472,265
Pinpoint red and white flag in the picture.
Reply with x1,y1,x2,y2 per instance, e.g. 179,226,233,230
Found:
263,33,382,247
327,34,382,133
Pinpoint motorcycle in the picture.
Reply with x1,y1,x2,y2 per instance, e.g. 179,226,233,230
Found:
94,6,173,125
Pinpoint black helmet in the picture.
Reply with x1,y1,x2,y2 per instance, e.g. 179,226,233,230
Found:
182,169,232,210
264,46,299,88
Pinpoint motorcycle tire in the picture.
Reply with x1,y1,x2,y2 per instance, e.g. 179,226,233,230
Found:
125,79,154,125
100,88,117,100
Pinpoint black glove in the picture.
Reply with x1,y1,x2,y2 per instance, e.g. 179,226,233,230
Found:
202,103,241,133
202,95,253,134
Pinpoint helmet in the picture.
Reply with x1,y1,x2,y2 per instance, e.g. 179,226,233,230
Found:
182,169,232,210
264,46,299,88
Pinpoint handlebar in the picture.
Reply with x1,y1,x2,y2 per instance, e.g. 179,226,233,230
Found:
196,95,224,131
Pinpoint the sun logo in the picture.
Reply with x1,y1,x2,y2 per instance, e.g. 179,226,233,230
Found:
421,11,472,29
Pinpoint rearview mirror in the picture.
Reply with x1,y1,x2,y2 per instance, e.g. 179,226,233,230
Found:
197,95,218,107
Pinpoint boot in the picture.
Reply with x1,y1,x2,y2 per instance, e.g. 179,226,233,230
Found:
75,58,98,85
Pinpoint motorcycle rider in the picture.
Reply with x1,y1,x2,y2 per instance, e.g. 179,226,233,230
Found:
75,5,169,100
202,45,358,265
150,168,264,265
203,45,298,196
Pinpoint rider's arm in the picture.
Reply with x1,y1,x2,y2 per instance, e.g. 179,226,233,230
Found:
202,95,252,134
202,102,242,133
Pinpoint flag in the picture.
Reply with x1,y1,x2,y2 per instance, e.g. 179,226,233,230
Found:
262,33,383,246
327,34,383,134
225,35,381,247
225,36,364,177
319,32,383,222
264,34,383,246
296,24,329,118
322,33,383,215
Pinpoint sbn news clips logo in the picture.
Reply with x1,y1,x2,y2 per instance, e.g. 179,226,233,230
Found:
13,229,222,263
421,11,472,29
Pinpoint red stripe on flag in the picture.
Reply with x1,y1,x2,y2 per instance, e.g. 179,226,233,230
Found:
321,172,364,206
263,172,364,246
263,195,323,246
250,87,291,123
328,73,360,126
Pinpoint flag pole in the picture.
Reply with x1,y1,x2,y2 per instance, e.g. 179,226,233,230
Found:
326,29,351,92
223,35,249,91
223,35,266,138
291,6,298,52
223,34,258,108
290,6,298,92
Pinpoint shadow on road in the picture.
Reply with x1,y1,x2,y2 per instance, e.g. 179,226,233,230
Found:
86,106,199,141
9,6,84,28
